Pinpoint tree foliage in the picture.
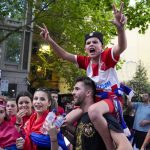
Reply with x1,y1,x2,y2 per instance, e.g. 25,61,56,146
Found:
127,61,150,99
1,0,150,90
0,0,25,20
31,0,121,90
125,0,150,34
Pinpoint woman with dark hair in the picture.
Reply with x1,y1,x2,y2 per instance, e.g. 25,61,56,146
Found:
0,96,20,149
16,88,67,150
15,91,33,137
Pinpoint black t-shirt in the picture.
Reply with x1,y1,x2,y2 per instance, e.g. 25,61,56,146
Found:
74,112,106,150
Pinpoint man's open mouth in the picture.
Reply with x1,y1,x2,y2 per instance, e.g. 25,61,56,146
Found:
89,48,95,53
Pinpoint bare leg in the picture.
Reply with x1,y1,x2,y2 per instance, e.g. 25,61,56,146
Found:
88,101,115,150
110,130,132,150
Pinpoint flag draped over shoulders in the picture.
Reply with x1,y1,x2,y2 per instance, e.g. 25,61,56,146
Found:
24,110,49,150
24,110,67,150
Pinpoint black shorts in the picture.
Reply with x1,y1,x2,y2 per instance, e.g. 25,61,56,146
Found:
104,113,123,133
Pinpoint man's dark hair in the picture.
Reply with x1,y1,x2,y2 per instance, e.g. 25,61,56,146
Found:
16,91,33,105
50,90,58,94
75,76,96,99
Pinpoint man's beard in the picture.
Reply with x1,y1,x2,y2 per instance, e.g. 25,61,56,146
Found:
74,98,81,106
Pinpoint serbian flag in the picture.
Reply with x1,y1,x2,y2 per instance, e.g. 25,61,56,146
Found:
120,84,135,101
24,110,67,150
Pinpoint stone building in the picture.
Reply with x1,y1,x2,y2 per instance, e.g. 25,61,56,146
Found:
0,9,33,97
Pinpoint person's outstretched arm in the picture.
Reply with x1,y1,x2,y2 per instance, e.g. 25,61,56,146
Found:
37,24,76,63
111,2,127,56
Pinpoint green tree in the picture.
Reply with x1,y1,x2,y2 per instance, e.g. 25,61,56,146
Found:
125,0,150,34
1,0,150,90
30,0,120,90
28,0,150,90
127,61,150,100
0,0,25,20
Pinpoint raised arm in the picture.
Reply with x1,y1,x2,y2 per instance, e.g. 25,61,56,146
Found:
111,2,127,56
37,24,76,63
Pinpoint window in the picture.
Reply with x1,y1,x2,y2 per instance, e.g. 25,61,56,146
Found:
5,32,22,64
8,83,17,98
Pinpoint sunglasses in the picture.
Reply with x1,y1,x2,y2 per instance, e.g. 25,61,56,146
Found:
36,87,51,92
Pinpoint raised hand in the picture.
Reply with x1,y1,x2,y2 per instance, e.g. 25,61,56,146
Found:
47,122,59,140
111,2,127,29
36,23,51,42
16,109,28,124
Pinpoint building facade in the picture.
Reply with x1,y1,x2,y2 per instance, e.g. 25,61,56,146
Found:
117,27,150,82
0,16,33,97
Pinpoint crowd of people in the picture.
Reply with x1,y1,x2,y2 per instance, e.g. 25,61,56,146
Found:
0,79,149,150
0,1,150,150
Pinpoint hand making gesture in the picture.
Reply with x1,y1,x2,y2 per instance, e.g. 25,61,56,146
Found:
36,23,51,42
111,2,127,29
